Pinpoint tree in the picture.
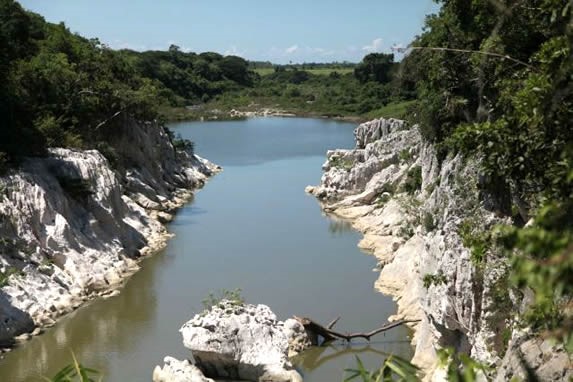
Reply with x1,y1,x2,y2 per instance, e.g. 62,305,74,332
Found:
354,53,395,84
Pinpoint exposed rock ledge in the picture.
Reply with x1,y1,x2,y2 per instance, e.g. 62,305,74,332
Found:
229,108,296,118
306,118,572,380
154,300,309,382
0,117,220,349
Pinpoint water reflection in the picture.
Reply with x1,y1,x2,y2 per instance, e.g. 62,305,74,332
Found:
0,118,411,382
328,218,355,236
295,341,411,370
0,250,169,381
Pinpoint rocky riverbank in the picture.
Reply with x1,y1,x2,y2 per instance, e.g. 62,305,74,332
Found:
306,118,572,380
153,300,309,382
0,117,219,351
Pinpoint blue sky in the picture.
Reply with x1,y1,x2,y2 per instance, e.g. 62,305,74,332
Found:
19,0,439,63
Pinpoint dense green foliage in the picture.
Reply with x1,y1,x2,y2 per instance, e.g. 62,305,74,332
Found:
0,0,253,161
206,53,414,119
405,0,572,343
0,0,413,162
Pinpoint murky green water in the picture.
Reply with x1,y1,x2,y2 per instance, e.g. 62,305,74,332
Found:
0,117,412,381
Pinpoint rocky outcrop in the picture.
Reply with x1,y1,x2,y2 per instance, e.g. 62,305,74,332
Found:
153,357,214,382
0,117,219,348
307,117,571,380
494,335,573,381
178,300,305,382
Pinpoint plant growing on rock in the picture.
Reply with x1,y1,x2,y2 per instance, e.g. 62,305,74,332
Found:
56,176,94,202
401,166,422,195
399,148,414,163
202,288,244,310
422,212,436,233
423,271,447,289
0,268,20,288
458,218,491,265
330,156,355,171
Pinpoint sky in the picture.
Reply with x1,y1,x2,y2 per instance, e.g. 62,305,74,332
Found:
19,0,439,64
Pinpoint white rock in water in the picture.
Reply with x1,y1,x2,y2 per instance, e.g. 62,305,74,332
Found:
153,356,214,382
180,300,304,382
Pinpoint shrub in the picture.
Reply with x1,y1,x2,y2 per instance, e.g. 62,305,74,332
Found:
423,212,436,232
401,166,422,195
399,149,414,163
458,219,490,265
202,288,244,310
375,193,391,208
330,156,354,171
0,268,20,288
56,176,94,201
397,223,415,239
423,271,447,288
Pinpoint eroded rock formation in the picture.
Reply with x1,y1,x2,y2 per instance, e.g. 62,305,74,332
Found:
0,117,219,347
178,300,305,382
307,117,572,380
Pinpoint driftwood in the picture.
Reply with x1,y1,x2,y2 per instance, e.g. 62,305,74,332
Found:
293,315,420,345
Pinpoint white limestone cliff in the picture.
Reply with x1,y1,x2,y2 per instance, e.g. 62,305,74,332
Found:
0,117,219,348
307,117,572,380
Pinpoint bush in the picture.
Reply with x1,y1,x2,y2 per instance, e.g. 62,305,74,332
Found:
458,219,490,265
56,176,94,201
423,212,436,232
202,288,244,310
401,166,422,195
330,156,354,171
399,149,414,163
423,271,447,288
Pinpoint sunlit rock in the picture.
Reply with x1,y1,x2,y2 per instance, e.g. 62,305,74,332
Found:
180,300,305,382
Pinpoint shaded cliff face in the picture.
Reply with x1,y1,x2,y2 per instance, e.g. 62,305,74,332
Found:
0,118,218,347
307,118,572,380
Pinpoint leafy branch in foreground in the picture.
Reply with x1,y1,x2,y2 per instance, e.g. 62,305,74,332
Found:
344,355,420,382
43,353,101,382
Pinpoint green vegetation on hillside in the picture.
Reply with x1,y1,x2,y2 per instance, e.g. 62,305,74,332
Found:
405,0,573,346
0,0,254,162
1,0,571,357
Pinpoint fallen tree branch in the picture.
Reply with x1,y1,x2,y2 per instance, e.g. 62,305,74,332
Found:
326,316,340,329
294,316,420,344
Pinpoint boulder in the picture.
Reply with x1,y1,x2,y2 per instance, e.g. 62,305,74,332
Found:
180,300,305,382
153,356,214,382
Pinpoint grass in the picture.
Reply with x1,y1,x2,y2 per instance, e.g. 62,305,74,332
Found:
366,100,416,120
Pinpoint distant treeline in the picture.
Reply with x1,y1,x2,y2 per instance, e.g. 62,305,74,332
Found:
0,0,414,164
0,0,255,162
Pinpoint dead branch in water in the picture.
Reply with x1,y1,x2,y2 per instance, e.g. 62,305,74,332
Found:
293,315,420,344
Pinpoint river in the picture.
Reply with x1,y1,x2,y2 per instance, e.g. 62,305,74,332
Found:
0,117,412,381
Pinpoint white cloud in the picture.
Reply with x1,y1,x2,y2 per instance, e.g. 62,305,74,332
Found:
108,40,148,51
362,38,384,52
224,45,246,57
285,44,299,54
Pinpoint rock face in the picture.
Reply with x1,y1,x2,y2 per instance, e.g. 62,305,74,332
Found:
495,336,573,381
179,300,305,382
0,117,219,347
153,357,214,382
307,117,571,380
